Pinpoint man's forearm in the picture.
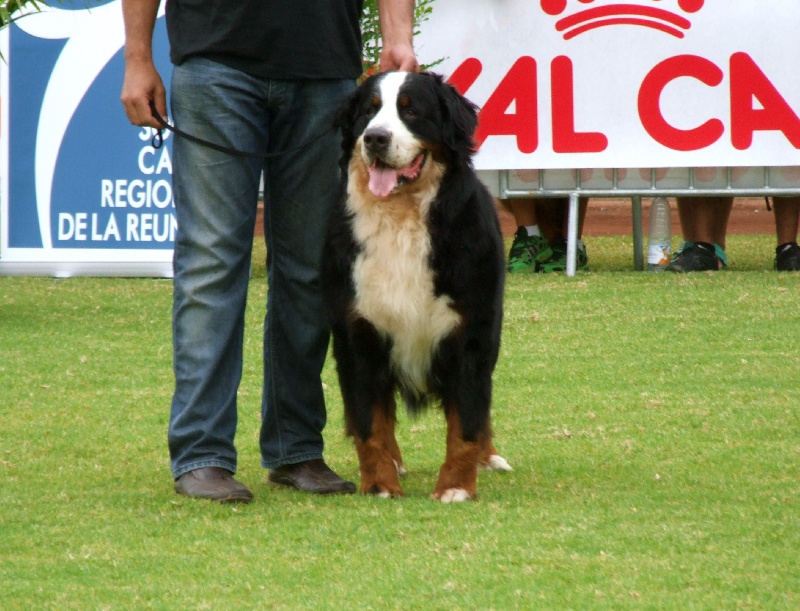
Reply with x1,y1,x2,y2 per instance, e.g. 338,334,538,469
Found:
120,0,166,128
121,0,161,62
376,0,418,71
377,0,415,48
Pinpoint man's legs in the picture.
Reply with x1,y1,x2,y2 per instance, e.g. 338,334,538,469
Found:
168,58,268,498
258,78,357,494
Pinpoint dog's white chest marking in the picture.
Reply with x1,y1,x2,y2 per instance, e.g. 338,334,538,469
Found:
348,191,461,394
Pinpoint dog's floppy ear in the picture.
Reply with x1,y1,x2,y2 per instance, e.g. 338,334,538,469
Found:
334,85,364,160
432,73,479,157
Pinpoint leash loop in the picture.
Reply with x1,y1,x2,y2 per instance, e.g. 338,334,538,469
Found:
151,126,164,150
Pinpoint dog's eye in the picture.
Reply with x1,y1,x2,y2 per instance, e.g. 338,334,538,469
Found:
366,106,378,119
401,107,418,120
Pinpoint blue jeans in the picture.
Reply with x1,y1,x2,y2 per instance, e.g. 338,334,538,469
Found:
168,57,355,478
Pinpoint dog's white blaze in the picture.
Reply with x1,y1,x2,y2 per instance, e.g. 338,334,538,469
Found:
361,72,421,168
349,185,461,395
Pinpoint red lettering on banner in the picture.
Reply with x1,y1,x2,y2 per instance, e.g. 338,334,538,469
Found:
449,51,800,157
729,52,800,150
551,56,608,153
447,57,483,95
638,54,724,151
450,56,539,153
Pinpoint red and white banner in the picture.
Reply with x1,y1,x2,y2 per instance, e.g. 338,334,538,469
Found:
416,0,800,170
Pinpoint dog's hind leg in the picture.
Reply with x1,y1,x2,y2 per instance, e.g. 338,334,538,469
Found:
354,398,405,498
432,408,483,503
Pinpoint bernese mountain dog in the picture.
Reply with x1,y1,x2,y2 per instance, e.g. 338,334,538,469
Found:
321,71,511,503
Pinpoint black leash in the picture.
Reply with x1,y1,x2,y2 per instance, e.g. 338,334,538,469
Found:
148,100,335,158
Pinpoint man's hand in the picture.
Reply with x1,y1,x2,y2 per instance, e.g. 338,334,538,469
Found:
380,42,419,72
120,58,166,129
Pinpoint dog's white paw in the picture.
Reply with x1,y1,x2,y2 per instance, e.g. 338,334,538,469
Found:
481,454,513,472
394,460,407,476
437,488,471,503
376,490,392,499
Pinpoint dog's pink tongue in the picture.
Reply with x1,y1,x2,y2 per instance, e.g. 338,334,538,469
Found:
368,161,398,198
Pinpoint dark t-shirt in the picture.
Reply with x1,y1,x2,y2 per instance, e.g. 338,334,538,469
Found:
166,0,365,79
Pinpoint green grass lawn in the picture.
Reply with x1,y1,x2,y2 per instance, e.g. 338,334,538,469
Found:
1,234,798,609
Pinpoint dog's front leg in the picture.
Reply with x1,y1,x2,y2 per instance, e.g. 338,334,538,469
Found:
354,398,404,498
432,407,483,503
337,319,405,498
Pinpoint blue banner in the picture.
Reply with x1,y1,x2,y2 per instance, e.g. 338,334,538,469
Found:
1,0,174,275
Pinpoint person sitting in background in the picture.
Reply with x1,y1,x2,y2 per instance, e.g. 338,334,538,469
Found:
666,196,732,272
504,197,589,273
668,196,800,272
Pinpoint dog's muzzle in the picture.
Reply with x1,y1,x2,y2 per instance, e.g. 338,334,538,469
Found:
362,127,427,198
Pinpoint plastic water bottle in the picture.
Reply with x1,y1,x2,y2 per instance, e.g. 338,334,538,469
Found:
647,196,671,271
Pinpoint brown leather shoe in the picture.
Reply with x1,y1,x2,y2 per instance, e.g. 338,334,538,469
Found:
268,459,356,495
174,467,253,503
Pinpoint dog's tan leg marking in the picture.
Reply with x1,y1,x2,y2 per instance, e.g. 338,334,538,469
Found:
354,404,404,498
479,436,513,472
432,410,481,503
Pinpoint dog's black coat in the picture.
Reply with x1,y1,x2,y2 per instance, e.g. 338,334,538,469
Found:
321,72,505,496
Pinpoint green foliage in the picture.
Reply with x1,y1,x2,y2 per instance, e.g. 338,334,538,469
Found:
0,0,44,27
1,234,798,608
1,1,99,28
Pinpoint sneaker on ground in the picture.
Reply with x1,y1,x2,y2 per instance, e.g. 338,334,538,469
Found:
671,241,727,268
665,241,721,272
507,228,553,273
775,242,800,271
536,238,588,273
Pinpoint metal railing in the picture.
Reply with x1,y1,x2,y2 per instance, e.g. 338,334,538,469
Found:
497,167,800,275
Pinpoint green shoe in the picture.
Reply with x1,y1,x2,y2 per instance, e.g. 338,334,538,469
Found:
536,238,588,273
507,228,553,273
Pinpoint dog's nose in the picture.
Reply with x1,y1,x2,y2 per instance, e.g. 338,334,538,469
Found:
363,127,391,153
